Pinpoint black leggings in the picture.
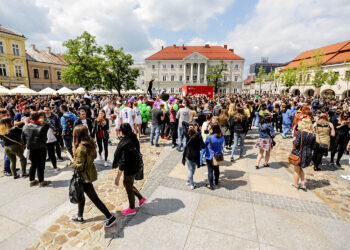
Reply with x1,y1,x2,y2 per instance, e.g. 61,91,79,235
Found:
123,174,143,209
29,148,46,182
170,122,178,146
78,182,111,218
97,137,108,161
147,88,152,97
331,135,348,164
313,145,328,168
47,142,57,169
141,122,147,135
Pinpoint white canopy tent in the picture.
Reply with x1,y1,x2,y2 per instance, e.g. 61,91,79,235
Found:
112,89,127,95
91,89,110,95
73,87,85,94
57,87,73,95
135,89,145,94
9,85,38,96
0,86,10,95
39,87,57,95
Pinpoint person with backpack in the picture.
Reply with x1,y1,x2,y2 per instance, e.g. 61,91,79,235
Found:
60,104,77,156
230,106,249,162
113,123,146,216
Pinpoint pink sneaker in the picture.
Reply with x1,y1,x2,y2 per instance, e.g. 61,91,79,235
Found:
139,197,147,207
121,207,136,216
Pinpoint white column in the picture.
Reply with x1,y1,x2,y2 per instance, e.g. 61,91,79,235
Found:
190,63,193,84
183,63,186,83
197,63,200,84
204,63,207,84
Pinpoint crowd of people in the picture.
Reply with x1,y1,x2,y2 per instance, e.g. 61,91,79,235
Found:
0,88,350,227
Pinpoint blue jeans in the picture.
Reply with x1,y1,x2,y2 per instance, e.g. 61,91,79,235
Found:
150,124,161,145
186,159,196,186
0,141,10,173
177,126,186,150
231,133,246,157
206,159,220,187
63,135,73,156
282,124,291,136
252,112,260,126
200,148,206,165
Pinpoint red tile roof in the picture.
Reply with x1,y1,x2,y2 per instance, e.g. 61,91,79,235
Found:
284,40,350,70
146,45,244,60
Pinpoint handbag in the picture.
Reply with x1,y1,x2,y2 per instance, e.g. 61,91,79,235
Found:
288,131,303,166
135,151,144,181
69,169,84,204
209,135,224,166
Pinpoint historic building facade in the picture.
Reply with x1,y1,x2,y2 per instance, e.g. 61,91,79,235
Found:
136,44,245,93
26,44,77,90
0,25,29,88
280,40,350,98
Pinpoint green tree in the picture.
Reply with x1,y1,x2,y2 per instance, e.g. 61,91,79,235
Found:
283,68,297,88
255,66,266,93
100,45,139,96
62,32,103,89
206,60,228,93
326,70,339,86
342,60,350,97
310,49,327,96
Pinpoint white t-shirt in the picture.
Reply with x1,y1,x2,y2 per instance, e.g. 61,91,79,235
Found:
121,107,134,129
81,119,90,135
134,107,142,125
103,105,113,128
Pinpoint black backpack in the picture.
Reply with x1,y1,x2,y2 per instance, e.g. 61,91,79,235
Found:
65,116,74,136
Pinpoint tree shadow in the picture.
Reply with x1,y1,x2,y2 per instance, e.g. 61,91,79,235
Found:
105,198,185,238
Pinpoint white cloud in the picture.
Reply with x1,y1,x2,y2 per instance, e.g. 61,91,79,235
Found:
225,0,350,76
187,37,219,46
133,0,234,31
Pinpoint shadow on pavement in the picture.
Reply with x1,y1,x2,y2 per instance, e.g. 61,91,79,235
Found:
306,179,330,190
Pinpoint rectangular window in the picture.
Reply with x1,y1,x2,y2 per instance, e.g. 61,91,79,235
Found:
171,75,175,81
0,64,6,76
0,41,4,54
12,44,19,56
44,69,49,79
193,75,197,80
15,65,22,77
179,75,183,81
179,88,182,93
223,89,226,93
33,68,39,78
152,65,155,69
186,76,190,81
345,71,350,79
163,75,166,81
57,71,62,80
171,88,174,93
234,75,238,81
179,64,183,69
171,64,174,69
163,64,166,69
307,74,311,82
224,75,227,81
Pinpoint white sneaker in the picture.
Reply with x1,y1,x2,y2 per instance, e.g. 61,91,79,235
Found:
99,155,103,161
191,185,196,190
104,161,108,167
54,168,61,173
185,182,191,186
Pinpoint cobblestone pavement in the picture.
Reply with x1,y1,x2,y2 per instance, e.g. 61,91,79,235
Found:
271,133,350,223
26,136,171,250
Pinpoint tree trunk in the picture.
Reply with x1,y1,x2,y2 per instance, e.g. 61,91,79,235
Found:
314,87,321,97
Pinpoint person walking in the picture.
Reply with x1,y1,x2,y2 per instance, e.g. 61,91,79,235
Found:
133,102,142,139
92,109,110,167
281,103,293,139
22,111,50,187
182,122,205,190
291,116,316,191
60,104,77,156
113,123,146,216
230,106,249,162
45,112,60,173
204,124,225,190
176,100,191,151
255,114,276,169
330,111,350,167
44,106,63,161
70,125,116,227
313,113,335,171
0,118,28,178
169,99,178,148
0,108,11,176
150,103,164,147
74,107,93,135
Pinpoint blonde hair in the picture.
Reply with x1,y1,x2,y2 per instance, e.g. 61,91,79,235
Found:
0,118,12,135
228,103,235,118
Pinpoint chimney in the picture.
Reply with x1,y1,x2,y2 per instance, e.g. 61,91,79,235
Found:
161,45,164,50
229,49,234,53
30,44,36,50
224,44,227,49
46,47,51,53
205,44,210,48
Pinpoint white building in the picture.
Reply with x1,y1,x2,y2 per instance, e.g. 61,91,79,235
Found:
279,40,350,98
134,44,245,94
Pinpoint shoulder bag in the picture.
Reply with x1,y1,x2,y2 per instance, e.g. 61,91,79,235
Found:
209,135,224,166
69,168,84,204
288,131,303,166
3,135,29,158
135,148,144,181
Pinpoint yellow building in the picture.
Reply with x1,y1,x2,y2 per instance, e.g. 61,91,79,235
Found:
0,25,29,88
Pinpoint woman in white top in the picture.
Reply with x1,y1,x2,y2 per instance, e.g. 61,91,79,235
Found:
46,122,60,172
121,102,135,132
114,103,121,138
133,102,142,138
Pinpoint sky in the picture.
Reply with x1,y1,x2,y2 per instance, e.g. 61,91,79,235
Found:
1,0,350,77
